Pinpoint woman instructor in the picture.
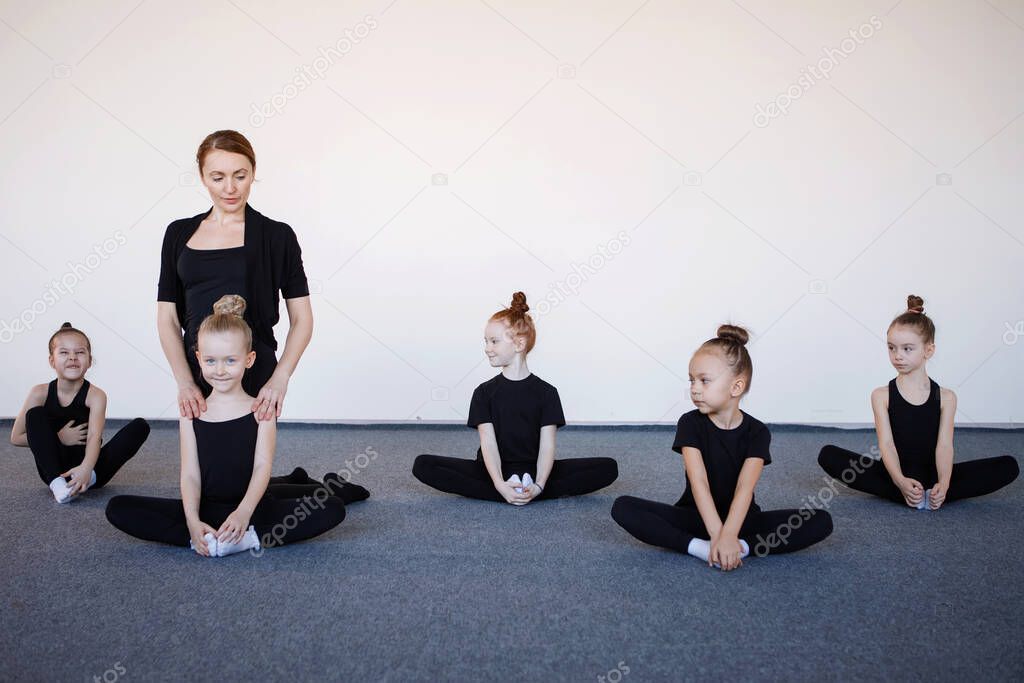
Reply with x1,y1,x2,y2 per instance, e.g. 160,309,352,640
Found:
157,130,313,421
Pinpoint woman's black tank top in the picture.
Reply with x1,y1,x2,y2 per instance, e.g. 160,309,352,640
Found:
44,379,90,429
888,378,940,484
193,413,259,503
177,245,247,354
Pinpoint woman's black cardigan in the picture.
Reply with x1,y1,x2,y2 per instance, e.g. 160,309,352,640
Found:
157,203,309,351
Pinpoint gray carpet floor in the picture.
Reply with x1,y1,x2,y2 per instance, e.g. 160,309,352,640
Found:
1,423,1021,682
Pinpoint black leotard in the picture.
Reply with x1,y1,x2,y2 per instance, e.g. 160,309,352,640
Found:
193,413,259,504
178,245,247,355
43,379,90,430
105,412,346,548
818,376,1019,501
888,378,941,484
26,379,149,488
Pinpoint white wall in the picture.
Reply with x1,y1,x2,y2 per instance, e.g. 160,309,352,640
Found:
1,0,1022,424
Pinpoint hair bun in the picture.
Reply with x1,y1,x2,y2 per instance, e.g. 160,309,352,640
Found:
716,324,749,346
60,322,73,329
509,291,530,316
906,294,924,314
212,294,247,318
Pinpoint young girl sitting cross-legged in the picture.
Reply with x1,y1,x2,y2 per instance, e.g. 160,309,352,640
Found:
611,324,833,571
105,295,348,556
11,322,150,503
818,295,1018,510
412,291,618,505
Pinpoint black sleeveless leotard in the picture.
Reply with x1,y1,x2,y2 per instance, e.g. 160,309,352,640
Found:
888,378,941,486
193,413,259,504
44,379,90,432
105,411,348,547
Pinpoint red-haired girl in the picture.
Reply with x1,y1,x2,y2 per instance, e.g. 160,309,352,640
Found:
413,292,618,505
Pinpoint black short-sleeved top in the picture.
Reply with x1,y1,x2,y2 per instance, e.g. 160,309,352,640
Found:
888,377,941,485
178,245,247,351
671,409,771,517
467,373,565,464
193,413,259,504
158,203,309,352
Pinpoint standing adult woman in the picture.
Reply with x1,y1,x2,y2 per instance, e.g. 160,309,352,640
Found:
157,130,313,421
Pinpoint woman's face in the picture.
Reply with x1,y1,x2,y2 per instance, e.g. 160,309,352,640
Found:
200,149,254,213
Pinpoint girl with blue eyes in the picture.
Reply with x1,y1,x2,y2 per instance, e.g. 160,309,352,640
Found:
611,325,833,571
818,295,1018,509
106,296,352,557
10,323,150,502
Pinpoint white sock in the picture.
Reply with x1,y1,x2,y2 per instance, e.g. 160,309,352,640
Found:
522,473,534,491
916,490,931,510
687,538,751,567
49,477,72,503
507,474,523,493
687,538,711,562
213,526,260,557
189,532,218,556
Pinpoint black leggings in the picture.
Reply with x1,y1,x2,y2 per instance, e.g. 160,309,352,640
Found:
818,444,1019,505
412,454,618,501
25,407,150,487
611,496,833,557
105,482,345,549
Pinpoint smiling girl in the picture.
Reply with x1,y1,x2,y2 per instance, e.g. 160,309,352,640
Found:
10,323,150,502
412,292,618,505
106,296,346,556
818,295,1018,509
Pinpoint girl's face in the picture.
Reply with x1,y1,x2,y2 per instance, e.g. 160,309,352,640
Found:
483,320,523,367
196,330,255,393
201,150,253,214
887,325,933,375
688,351,745,414
49,333,91,380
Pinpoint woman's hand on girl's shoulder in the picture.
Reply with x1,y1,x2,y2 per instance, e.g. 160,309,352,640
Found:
252,374,289,421
177,382,206,419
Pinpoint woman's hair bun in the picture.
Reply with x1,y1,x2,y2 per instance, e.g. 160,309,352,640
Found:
906,294,924,314
60,322,73,329
716,324,749,346
509,291,529,316
212,294,247,318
